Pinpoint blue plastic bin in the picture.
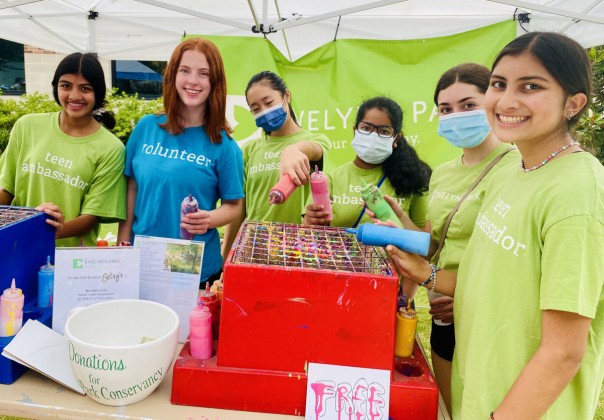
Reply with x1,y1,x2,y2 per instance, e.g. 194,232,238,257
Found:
0,206,55,384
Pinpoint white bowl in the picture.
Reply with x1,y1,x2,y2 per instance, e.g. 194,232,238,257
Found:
64,299,179,406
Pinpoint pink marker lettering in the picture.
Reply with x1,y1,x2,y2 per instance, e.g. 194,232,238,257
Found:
311,380,335,420
367,383,386,420
352,380,368,420
336,382,353,420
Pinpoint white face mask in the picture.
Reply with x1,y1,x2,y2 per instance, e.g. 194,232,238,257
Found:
351,130,394,164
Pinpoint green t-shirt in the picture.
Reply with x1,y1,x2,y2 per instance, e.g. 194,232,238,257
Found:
427,144,518,271
453,152,604,419
0,112,126,247
242,129,331,223
310,161,427,228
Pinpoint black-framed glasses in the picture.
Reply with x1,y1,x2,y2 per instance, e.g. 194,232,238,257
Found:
356,121,395,138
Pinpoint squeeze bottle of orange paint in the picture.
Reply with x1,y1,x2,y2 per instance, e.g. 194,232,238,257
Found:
0,278,25,337
394,307,417,358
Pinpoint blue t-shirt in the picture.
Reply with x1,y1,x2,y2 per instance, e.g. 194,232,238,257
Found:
125,114,244,281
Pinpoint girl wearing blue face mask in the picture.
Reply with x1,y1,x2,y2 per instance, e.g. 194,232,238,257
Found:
304,96,431,229
221,71,331,257
381,63,518,416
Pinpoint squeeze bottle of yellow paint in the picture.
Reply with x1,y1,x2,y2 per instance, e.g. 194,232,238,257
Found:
394,307,417,358
0,278,25,337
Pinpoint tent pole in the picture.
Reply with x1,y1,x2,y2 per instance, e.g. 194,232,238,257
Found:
557,0,601,32
2,0,82,51
86,10,98,55
247,0,261,32
271,0,407,31
133,0,251,31
262,0,268,30
0,0,40,11
487,0,604,25
274,0,292,61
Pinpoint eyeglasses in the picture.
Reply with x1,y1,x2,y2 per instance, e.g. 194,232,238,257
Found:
356,121,395,138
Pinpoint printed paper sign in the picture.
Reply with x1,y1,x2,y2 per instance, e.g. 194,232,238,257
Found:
305,363,390,420
52,247,140,335
134,235,204,342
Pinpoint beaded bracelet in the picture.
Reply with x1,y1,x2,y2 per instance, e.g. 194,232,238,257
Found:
419,263,440,288
429,270,438,292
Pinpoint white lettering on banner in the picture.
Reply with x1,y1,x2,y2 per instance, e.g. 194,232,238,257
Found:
406,135,419,146
475,211,526,256
412,101,427,123
412,102,439,124
140,143,212,167
298,107,356,131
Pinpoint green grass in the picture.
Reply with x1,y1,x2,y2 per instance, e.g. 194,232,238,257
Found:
95,223,604,418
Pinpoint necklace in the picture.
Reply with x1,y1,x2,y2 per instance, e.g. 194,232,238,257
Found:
521,141,579,172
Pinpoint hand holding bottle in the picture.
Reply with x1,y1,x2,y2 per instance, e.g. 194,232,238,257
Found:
280,144,311,185
304,203,331,225
181,210,212,236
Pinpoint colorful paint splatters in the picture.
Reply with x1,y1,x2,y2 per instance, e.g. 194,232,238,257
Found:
230,222,392,275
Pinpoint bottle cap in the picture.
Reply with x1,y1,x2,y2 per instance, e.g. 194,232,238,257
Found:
40,255,54,272
3,278,22,298
269,190,284,204
191,302,210,318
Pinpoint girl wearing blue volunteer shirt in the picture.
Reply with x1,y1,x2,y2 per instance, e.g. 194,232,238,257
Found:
388,32,604,419
118,38,244,286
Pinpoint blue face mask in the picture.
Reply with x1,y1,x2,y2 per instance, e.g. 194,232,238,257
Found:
253,101,288,132
437,109,491,148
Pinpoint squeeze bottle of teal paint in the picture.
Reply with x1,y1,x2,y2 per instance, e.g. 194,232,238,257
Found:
346,223,430,256
37,255,54,308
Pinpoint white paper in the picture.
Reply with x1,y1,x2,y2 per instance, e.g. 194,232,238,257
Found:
305,363,390,420
133,235,204,343
52,247,141,334
2,319,84,394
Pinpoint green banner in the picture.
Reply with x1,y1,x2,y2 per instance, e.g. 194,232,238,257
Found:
190,20,516,170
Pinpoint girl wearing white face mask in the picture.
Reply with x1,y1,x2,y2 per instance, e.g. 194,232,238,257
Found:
304,96,431,229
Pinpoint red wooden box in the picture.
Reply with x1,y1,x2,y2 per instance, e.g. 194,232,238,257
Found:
172,340,439,419
217,222,399,373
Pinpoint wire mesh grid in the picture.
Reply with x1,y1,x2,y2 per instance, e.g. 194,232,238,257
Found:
0,206,39,229
230,221,393,275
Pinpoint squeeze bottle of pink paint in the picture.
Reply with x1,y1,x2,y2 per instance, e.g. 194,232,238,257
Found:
310,165,332,221
269,174,297,204
180,194,199,240
189,301,212,360
0,278,25,337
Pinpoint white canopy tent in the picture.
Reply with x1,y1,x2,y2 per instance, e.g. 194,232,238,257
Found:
1,0,604,61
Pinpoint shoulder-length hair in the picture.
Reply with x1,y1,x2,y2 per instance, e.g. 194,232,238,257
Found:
51,52,116,129
161,38,233,143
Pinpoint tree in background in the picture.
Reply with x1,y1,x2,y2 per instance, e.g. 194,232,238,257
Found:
576,46,604,163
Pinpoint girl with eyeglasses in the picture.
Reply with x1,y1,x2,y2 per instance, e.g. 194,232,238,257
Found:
304,96,431,229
